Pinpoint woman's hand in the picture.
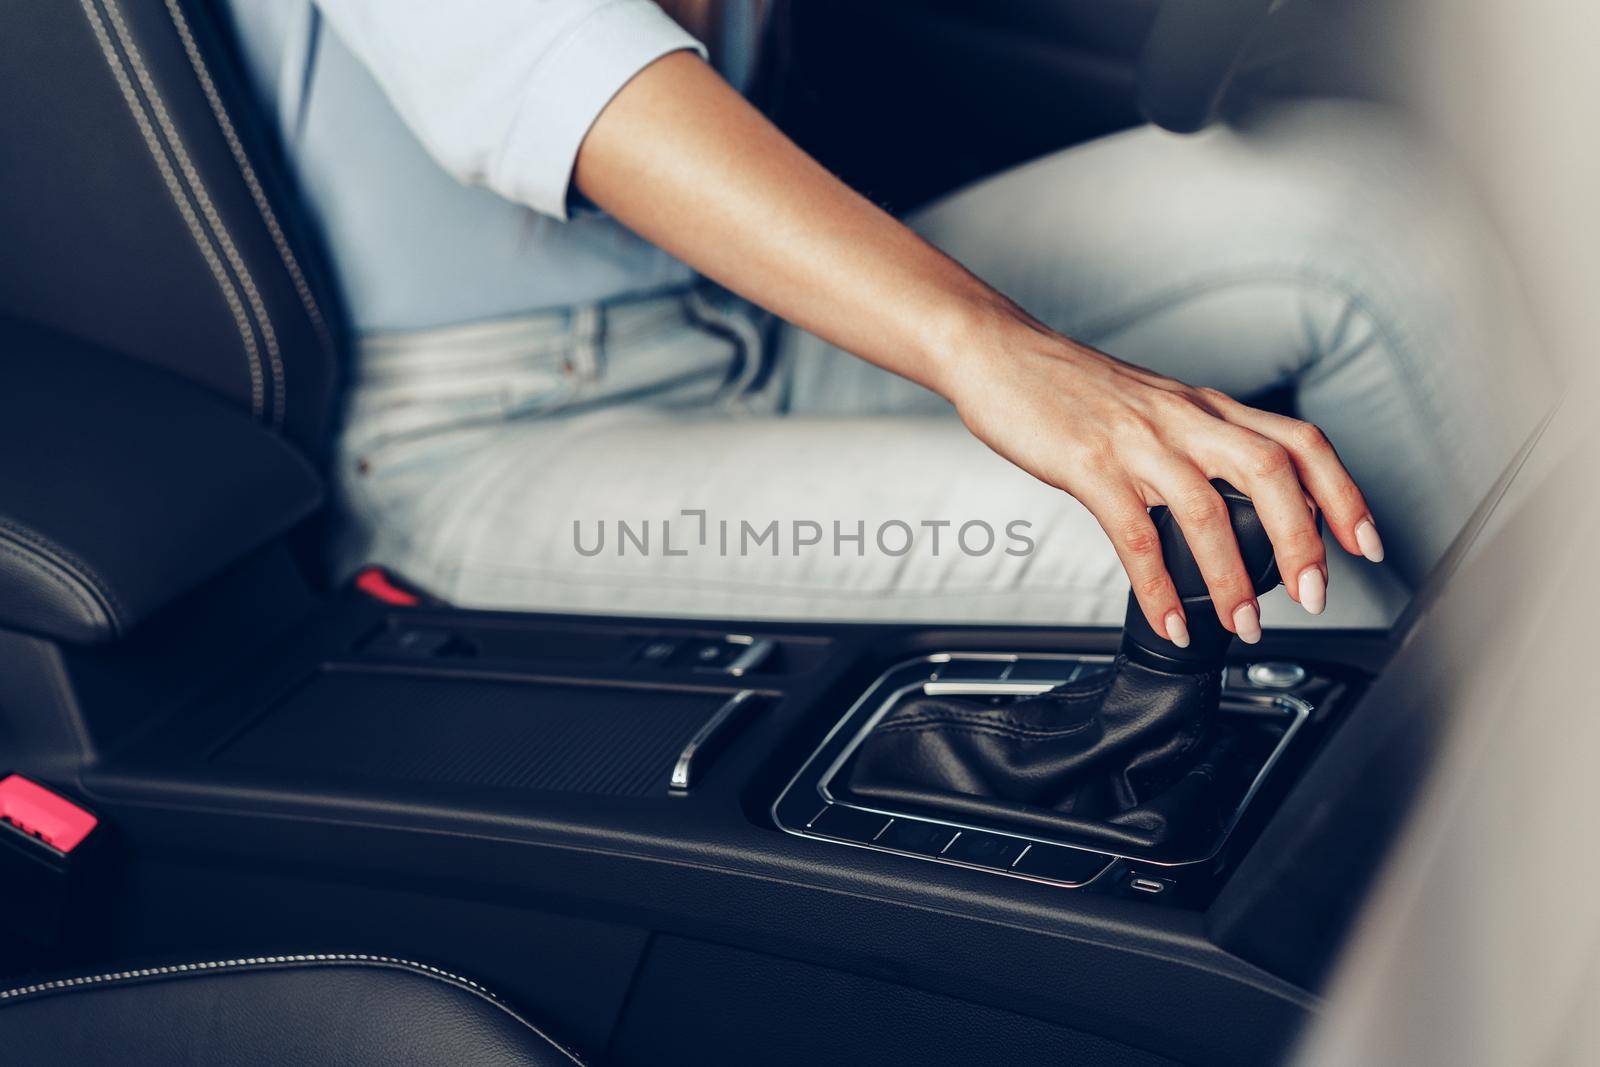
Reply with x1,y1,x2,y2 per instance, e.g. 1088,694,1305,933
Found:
936,306,1385,646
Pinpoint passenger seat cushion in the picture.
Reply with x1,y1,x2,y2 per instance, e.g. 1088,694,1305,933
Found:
0,954,582,1067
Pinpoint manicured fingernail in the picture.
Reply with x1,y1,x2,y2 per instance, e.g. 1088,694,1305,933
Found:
1298,567,1326,616
1165,611,1190,648
1233,602,1262,644
1355,519,1385,563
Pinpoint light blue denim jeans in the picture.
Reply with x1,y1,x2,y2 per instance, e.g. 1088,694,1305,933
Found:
333,101,1552,628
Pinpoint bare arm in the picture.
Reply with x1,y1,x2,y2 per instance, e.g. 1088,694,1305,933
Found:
576,52,1384,643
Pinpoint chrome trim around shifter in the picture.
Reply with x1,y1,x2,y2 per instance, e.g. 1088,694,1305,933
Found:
921,680,1057,697
772,653,1312,889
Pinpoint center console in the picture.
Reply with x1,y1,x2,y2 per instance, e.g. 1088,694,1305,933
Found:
0,536,1390,1065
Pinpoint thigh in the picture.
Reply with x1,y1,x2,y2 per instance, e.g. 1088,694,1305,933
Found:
902,100,1448,393
360,405,1405,628
391,407,1126,623
782,100,1414,411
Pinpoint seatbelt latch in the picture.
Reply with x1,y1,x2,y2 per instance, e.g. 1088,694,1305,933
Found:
0,774,98,853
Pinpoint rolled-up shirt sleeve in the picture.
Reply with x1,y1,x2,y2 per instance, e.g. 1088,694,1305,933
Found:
312,0,706,219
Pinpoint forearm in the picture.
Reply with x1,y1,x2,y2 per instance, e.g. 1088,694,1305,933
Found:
573,51,1027,398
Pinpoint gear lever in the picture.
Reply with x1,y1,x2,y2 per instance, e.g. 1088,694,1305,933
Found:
842,483,1305,855
1122,480,1290,672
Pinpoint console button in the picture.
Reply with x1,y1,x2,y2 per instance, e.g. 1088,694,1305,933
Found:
636,638,680,666
877,819,958,856
808,805,891,844
363,627,463,659
1011,844,1113,886
666,635,776,675
943,831,1026,869
681,639,739,669
1244,661,1307,689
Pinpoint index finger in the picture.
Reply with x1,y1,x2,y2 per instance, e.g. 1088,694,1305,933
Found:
1214,402,1379,562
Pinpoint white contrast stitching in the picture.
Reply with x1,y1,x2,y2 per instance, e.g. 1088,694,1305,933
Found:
77,0,265,419
161,0,338,370
0,537,112,635
0,953,586,1065
0,518,123,631
100,0,285,429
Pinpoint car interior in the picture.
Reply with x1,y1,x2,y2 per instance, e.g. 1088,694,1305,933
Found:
0,1,1558,1064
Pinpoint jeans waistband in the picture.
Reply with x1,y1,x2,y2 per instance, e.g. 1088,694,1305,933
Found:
340,288,772,456
352,290,703,383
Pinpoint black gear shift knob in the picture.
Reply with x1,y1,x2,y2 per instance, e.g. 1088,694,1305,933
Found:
1121,480,1291,672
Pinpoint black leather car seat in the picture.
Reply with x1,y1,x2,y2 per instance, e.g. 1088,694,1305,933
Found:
0,953,584,1067
0,0,357,654
0,0,343,455
0,7,585,1063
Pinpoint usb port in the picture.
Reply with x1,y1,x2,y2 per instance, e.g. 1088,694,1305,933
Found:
1129,877,1167,895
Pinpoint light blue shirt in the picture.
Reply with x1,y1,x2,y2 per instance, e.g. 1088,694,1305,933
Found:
225,1,759,332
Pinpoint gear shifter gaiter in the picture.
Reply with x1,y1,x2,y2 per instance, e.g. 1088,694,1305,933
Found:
844,482,1297,857
842,658,1270,854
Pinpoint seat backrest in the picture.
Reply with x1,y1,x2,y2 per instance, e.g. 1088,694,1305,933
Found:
0,0,343,454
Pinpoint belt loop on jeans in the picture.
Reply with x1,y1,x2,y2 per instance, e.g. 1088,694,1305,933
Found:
568,304,604,383
685,287,767,404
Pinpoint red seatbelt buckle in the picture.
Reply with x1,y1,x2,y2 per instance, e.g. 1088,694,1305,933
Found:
0,773,110,948
351,566,433,607
0,774,98,853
